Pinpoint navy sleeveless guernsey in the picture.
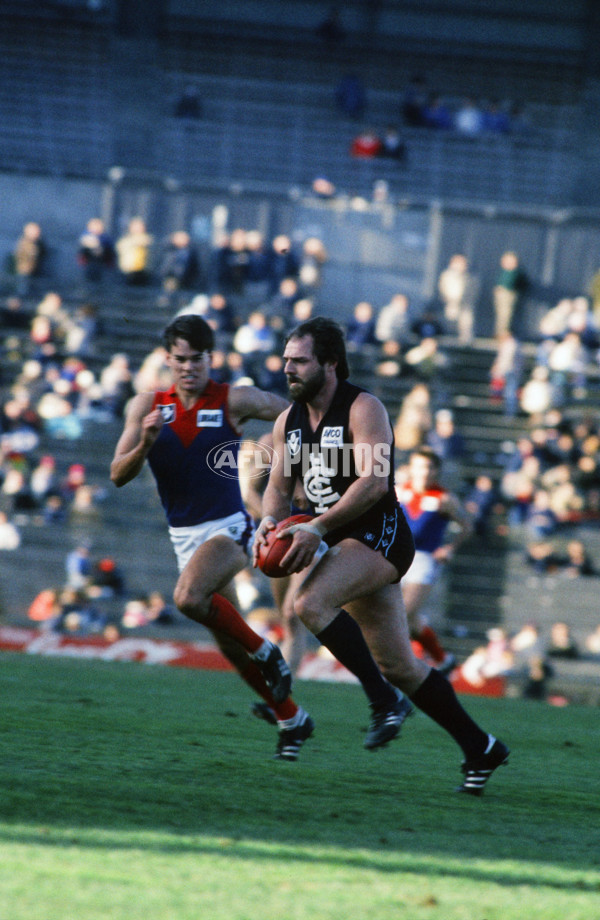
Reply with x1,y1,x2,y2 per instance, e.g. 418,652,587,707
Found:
148,380,245,528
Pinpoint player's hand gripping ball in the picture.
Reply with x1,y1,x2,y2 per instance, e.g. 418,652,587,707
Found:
256,514,314,577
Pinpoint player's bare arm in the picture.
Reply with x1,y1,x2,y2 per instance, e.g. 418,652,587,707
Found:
279,393,393,574
110,392,162,487
228,385,289,427
252,409,295,566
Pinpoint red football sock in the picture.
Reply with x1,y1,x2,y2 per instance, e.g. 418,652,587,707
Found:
417,625,446,663
239,660,298,721
208,593,264,654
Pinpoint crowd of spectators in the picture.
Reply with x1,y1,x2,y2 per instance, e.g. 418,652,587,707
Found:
3,211,600,670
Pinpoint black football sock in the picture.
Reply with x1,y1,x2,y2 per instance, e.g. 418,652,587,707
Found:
316,610,397,709
409,667,489,759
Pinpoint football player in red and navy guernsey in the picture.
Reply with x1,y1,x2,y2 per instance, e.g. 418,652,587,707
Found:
396,446,473,674
110,314,313,761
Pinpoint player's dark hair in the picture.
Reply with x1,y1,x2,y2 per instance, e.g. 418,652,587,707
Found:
286,317,349,380
163,314,214,353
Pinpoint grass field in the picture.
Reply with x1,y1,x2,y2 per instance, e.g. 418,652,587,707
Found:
1,651,599,920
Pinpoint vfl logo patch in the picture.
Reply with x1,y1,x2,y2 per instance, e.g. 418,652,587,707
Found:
197,409,223,428
321,426,344,448
159,403,176,423
287,429,302,457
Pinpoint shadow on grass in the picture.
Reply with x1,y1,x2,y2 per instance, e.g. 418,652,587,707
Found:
1,653,599,881
0,823,598,894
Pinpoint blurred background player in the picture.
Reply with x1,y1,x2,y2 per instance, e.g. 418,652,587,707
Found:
396,447,473,673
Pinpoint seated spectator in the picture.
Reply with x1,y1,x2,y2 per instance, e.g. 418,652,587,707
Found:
12,221,46,298
42,492,67,524
566,295,599,353
60,463,87,503
375,340,402,378
525,488,559,539
403,336,444,380
132,345,171,390
265,277,301,326
255,354,287,396
30,454,57,502
425,407,465,490
422,94,453,130
146,590,177,625
520,365,552,421
89,556,126,599
244,230,272,289
458,627,514,689
289,297,315,330
0,295,32,330
0,509,20,550
547,331,587,405
482,99,511,134
233,310,276,359
401,74,428,127
311,176,336,198
77,217,115,283
50,587,107,636
225,350,249,385
65,542,93,590
298,237,328,296
501,453,540,526
547,621,580,659
350,128,382,159
1,466,38,517
375,293,410,345
525,539,562,574
346,301,378,349
489,331,524,417
69,483,104,528
173,84,202,119
426,409,465,462
268,235,299,294
28,587,61,623
64,303,99,358
379,125,406,161
464,474,498,537
122,596,152,629
410,309,444,340
316,6,345,48
584,624,600,655
454,97,484,136
203,293,237,341
209,349,233,384
116,217,153,285
99,353,135,417
158,230,200,297
561,539,595,577
393,383,432,454
335,72,366,119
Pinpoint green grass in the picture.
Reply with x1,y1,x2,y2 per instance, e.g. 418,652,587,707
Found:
0,651,599,920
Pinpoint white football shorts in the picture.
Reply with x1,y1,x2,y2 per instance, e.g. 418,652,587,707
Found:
401,549,440,586
169,511,255,573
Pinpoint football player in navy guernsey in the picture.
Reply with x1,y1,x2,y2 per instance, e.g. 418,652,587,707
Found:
110,314,314,761
253,317,509,794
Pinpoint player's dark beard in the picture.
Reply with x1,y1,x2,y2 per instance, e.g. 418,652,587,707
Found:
287,366,326,403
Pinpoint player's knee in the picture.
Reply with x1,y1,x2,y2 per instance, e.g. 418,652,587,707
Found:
293,589,325,632
173,582,209,621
